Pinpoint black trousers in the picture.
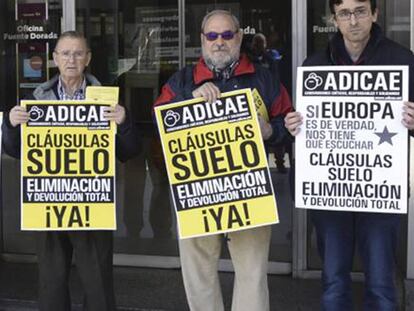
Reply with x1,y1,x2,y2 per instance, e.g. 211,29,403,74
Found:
36,231,115,311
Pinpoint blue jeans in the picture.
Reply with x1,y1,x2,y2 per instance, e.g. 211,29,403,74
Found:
311,210,401,311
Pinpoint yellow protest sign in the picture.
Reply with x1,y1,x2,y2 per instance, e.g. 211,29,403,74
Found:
155,88,278,239
86,86,119,103
252,88,269,121
21,100,117,230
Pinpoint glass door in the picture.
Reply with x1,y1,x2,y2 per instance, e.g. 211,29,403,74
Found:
76,0,181,261
1,0,63,255
74,0,294,270
1,0,295,270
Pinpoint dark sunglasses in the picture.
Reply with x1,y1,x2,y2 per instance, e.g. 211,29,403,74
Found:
202,30,237,41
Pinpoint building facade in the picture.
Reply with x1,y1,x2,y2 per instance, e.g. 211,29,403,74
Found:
1,0,414,281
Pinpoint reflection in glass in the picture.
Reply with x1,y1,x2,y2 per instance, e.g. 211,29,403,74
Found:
76,0,180,257
1,0,63,255
75,0,293,263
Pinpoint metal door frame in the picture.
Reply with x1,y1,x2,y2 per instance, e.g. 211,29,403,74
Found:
291,0,308,278
406,0,414,280
62,0,75,31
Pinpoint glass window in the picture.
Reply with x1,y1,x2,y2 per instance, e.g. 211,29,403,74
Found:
75,0,293,263
381,1,410,48
307,0,411,56
1,0,62,254
76,0,180,257
1,0,62,111
185,1,292,94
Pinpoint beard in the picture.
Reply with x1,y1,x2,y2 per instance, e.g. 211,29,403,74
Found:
202,46,240,70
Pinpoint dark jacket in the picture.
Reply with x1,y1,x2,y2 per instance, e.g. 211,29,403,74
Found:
304,23,414,101
154,54,292,148
2,74,141,161
250,49,281,83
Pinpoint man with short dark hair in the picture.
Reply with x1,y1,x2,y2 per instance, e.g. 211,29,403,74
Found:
154,10,292,311
285,0,414,309
3,31,140,311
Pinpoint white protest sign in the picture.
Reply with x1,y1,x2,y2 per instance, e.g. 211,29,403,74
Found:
295,66,408,213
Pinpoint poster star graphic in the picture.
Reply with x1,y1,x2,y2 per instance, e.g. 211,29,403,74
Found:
374,126,398,145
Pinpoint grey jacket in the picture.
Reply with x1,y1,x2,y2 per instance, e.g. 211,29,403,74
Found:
31,73,101,100
2,74,141,160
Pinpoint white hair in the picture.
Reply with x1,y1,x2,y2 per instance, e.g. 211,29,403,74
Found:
201,10,240,33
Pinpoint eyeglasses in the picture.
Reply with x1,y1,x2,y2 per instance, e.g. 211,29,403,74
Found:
335,7,370,21
55,50,88,60
202,30,237,41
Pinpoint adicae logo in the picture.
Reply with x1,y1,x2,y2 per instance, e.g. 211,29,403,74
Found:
164,110,180,127
28,106,44,121
304,73,323,90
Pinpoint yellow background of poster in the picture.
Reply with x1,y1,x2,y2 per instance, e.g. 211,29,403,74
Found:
155,88,278,238
164,118,268,184
178,196,278,237
21,100,116,230
252,88,269,122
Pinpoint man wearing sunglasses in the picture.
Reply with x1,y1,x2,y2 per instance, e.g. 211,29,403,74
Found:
154,9,292,311
285,0,414,310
